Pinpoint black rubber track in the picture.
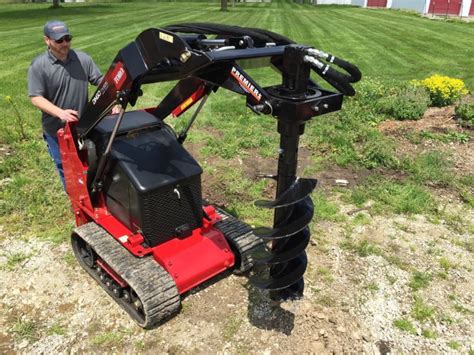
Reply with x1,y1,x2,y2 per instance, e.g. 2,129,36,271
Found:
214,207,265,274
72,223,180,328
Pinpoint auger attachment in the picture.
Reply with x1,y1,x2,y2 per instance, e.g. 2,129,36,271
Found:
249,44,347,301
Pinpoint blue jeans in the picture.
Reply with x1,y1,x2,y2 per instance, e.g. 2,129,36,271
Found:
43,134,66,190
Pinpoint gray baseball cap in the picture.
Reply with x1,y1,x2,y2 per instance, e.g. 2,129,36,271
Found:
44,20,71,40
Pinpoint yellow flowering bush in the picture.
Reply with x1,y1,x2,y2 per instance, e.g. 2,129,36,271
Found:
412,75,469,107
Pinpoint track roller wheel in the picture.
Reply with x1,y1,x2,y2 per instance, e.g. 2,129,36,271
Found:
74,235,97,268
71,222,181,328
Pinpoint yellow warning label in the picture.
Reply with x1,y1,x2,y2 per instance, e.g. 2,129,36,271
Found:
180,97,194,110
159,32,174,44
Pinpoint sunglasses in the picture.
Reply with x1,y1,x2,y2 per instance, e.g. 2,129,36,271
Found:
54,35,72,44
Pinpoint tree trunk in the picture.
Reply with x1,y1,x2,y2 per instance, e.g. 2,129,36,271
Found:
52,0,60,8
221,0,228,11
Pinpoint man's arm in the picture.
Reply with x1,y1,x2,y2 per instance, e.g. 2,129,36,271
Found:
28,60,78,122
30,96,78,122
87,56,103,86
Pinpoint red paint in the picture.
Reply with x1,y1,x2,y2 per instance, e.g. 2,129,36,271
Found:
152,225,234,294
59,123,235,296
57,123,93,225
111,62,127,90
97,258,129,288
367,0,387,7
428,0,462,15
171,85,206,117
469,1,474,16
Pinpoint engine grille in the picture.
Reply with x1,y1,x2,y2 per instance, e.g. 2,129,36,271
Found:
140,177,203,247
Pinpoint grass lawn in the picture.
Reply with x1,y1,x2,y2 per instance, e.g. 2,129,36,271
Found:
0,1,473,240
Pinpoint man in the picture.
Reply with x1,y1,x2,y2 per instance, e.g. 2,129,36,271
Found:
28,20,103,188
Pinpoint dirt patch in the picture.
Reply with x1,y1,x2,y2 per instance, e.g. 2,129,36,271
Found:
1,197,472,353
379,106,458,134
378,105,474,178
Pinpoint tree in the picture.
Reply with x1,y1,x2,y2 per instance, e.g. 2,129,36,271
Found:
221,0,227,11
52,0,60,9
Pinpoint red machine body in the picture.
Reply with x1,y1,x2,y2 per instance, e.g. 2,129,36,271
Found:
58,123,234,294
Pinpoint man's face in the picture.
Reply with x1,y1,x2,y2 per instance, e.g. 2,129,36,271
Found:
44,35,72,57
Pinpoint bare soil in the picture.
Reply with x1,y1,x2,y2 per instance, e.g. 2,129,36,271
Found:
1,208,472,354
1,109,473,354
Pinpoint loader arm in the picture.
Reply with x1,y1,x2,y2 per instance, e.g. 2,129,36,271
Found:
77,24,360,140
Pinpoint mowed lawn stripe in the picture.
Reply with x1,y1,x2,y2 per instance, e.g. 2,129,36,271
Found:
0,3,472,88
0,4,217,80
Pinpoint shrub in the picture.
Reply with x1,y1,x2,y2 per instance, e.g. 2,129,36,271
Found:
360,135,400,169
376,84,430,120
355,77,387,106
413,75,469,107
393,318,416,334
455,101,474,128
409,271,432,291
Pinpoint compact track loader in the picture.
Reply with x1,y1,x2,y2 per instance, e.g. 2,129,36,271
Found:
58,23,361,328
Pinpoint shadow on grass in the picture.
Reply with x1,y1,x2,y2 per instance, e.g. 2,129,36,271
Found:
0,4,114,21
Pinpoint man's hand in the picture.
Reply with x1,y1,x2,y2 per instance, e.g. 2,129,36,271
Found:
59,109,79,122
30,96,79,123
111,105,122,115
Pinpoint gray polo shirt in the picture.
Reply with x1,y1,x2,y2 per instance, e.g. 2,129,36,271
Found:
28,49,103,136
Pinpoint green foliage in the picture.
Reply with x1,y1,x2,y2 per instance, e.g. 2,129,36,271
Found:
365,281,379,292
306,101,398,170
354,77,387,106
376,84,430,120
359,131,400,169
2,95,29,142
0,139,72,242
340,238,381,257
355,240,381,257
393,318,416,334
409,271,432,291
222,315,242,342
5,252,29,270
453,303,473,315
312,191,344,222
9,319,39,342
353,213,370,226
348,176,435,215
447,341,460,350
92,331,124,347
439,257,454,272
412,296,435,322
315,294,337,307
384,254,411,271
421,329,437,339
403,151,452,186
316,266,334,283
455,101,474,128
63,251,76,267
419,130,470,144
48,323,66,336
